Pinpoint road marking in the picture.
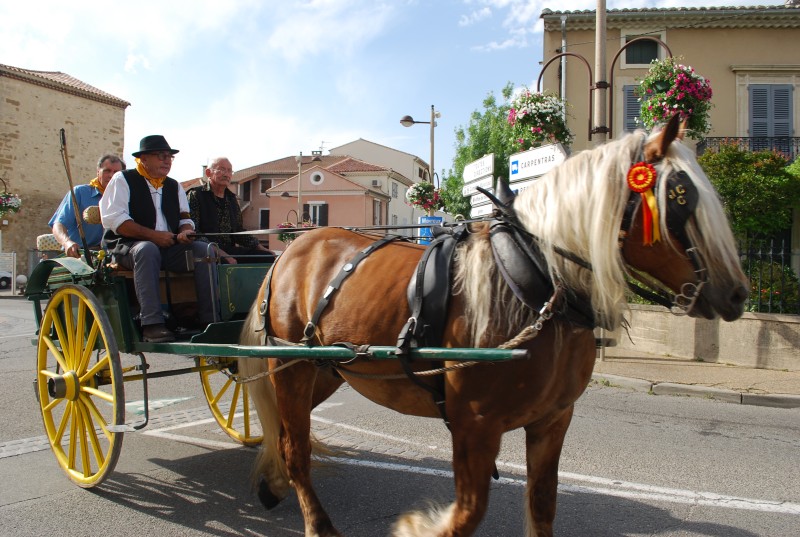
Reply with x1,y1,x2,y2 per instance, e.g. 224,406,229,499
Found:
6,406,800,516
0,331,36,340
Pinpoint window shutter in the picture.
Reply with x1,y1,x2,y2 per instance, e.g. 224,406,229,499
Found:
623,85,640,132
318,204,328,226
773,85,793,137
749,85,769,137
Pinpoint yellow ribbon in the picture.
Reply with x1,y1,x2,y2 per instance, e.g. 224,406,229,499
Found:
135,157,166,189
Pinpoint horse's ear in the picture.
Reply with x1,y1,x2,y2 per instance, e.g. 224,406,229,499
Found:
644,114,682,162
495,178,517,206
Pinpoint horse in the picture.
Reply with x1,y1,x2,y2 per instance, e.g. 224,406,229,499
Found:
237,115,749,537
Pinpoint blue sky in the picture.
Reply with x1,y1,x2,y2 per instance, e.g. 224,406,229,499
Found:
1,0,759,182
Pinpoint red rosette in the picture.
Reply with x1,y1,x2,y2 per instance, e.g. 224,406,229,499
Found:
627,162,657,193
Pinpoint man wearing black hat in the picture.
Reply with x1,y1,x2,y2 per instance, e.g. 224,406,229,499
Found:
100,135,216,342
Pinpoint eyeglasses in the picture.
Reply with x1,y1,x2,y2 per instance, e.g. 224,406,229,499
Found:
210,167,233,174
148,151,175,161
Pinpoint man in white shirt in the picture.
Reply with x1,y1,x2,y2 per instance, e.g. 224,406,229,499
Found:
100,135,215,342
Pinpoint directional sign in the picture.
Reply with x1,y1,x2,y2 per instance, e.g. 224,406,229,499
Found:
470,192,492,207
509,143,567,183
463,153,494,184
509,178,538,194
462,176,493,197
470,203,494,218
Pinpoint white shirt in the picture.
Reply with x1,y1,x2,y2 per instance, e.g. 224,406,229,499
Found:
100,171,194,233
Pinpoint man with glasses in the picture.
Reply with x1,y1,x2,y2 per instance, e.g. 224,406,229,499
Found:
100,135,216,342
49,154,125,258
188,157,275,264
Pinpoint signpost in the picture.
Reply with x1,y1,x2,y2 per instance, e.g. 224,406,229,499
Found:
509,143,567,183
463,154,494,219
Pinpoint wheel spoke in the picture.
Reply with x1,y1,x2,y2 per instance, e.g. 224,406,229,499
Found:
78,321,101,375
82,355,110,382
63,295,76,367
54,400,72,444
81,386,114,404
226,382,242,428
84,394,112,438
78,399,105,467
76,402,91,477
212,375,234,405
43,395,64,413
68,403,78,468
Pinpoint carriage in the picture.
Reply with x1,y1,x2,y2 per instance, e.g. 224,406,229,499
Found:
27,117,749,536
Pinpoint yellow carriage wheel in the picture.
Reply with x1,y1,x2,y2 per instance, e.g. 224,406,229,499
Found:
36,284,124,488
198,357,263,446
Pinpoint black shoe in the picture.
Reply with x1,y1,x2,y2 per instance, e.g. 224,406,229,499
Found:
142,323,176,343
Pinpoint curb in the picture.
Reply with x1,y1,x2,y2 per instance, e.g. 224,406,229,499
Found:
590,373,800,409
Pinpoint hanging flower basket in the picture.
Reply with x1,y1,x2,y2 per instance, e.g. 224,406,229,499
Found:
0,178,22,219
636,56,713,139
507,88,573,150
277,220,314,244
405,181,441,212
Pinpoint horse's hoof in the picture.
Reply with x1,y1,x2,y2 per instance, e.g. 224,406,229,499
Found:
257,476,284,510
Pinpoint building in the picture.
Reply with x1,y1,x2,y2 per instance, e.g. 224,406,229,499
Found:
186,150,417,251
539,3,800,273
0,63,129,274
539,3,800,155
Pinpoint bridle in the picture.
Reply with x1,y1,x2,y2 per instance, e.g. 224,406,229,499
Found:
619,160,709,316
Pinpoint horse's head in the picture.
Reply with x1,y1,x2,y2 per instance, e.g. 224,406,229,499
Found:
620,115,748,321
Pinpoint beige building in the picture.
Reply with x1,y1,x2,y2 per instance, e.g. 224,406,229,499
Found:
539,4,800,153
0,63,129,274
539,3,800,273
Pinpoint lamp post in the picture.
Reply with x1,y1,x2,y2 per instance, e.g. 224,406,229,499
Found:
295,151,303,223
400,104,439,185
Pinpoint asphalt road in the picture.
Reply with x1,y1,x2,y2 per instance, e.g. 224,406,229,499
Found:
1,297,799,536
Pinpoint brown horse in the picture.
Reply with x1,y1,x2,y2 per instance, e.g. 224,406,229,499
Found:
238,115,748,537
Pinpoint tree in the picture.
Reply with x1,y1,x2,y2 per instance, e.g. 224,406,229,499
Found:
698,143,800,238
439,82,518,217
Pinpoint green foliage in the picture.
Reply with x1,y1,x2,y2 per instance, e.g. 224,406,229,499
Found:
439,83,518,217
698,142,800,237
743,259,800,314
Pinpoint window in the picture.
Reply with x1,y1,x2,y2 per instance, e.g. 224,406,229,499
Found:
619,30,665,69
391,182,398,199
305,203,328,226
373,199,383,225
622,84,641,133
260,178,270,193
749,84,793,153
240,182,251,202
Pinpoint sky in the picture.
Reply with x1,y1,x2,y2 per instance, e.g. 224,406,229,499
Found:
1,0,764,183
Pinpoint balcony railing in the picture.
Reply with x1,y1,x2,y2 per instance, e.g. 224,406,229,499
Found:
697,137,800,163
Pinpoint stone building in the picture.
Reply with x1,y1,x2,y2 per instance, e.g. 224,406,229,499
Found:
0,63,129,275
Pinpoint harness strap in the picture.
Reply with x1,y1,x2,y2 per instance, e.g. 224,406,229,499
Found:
302,234,402,345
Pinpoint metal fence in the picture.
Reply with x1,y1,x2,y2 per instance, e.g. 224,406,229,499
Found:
697,137,800,163
740,239,800,315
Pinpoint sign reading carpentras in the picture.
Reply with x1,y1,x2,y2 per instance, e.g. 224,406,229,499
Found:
462,153,495,219
509,143,567,184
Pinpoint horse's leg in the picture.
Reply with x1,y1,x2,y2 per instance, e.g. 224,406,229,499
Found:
523,406,574,537
273,361,342,537
392,425,502,537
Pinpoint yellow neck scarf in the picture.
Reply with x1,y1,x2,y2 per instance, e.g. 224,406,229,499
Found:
88,177,105,194
135,158,166,189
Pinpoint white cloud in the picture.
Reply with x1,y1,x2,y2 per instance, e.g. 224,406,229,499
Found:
459,7,492,27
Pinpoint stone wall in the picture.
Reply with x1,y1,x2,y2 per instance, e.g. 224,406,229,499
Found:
604,305,800,371
0,74,126,274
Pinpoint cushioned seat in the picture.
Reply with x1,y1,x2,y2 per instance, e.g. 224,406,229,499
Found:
36,234,61,251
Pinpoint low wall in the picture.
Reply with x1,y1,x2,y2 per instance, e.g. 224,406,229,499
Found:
603,305,800,371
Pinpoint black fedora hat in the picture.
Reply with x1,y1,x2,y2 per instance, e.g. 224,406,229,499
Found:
132,135,180,157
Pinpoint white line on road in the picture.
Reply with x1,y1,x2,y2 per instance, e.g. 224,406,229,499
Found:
131,411,800,517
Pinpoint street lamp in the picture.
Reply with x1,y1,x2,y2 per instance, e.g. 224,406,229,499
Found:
400,104,440,185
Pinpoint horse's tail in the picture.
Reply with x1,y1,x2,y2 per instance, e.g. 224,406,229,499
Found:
238,301,291,507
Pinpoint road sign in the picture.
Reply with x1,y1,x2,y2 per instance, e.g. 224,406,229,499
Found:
462,176,493,197
509,178,538,194
418,215,443,245
470,192,492,207
470,204,494,218
509,143,567,183
463,153,494,184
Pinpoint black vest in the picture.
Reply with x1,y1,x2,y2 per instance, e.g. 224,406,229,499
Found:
103,169,181,254
189,186,238,235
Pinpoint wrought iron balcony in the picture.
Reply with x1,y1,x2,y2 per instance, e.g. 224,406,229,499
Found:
696,137,800,163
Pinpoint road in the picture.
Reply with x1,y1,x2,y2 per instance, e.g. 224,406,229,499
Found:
1,297,799,536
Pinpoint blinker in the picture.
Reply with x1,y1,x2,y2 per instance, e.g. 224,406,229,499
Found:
666,171,699,235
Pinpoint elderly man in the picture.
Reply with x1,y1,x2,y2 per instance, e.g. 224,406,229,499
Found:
100,135,215,343
188,157,274,264
49,154,125,258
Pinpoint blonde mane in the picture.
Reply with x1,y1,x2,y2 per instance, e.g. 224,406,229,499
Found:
453,129,742,343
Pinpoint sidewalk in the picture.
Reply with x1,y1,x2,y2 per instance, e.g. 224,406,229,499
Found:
592,347,800,409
